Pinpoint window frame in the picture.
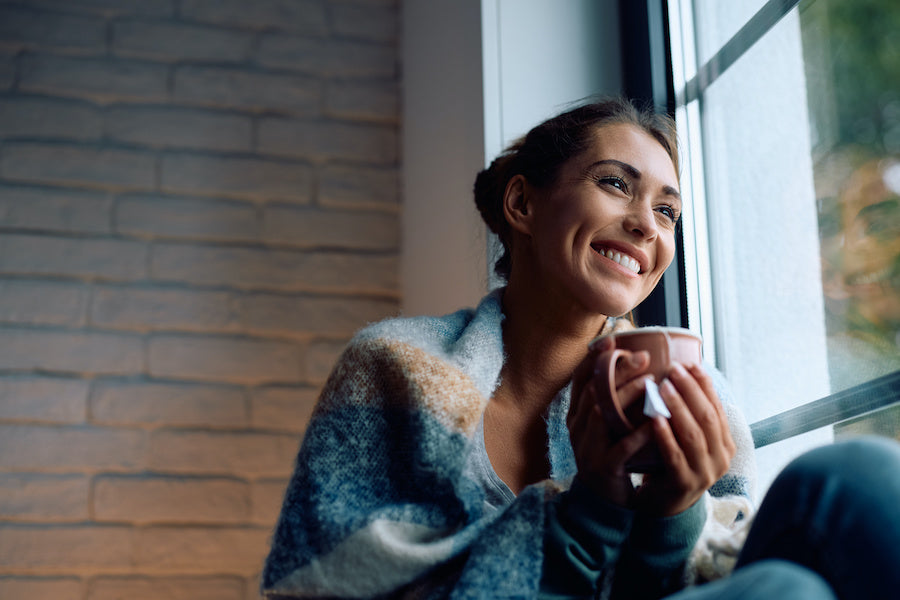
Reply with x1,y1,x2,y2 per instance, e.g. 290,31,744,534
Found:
623,0,900,447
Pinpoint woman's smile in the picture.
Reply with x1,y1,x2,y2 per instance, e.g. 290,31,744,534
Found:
590,242,647,275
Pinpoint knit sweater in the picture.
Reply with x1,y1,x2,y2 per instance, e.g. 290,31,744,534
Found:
261,290,757,599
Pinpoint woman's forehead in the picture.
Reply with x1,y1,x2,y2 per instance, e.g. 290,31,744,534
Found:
576,123,679,184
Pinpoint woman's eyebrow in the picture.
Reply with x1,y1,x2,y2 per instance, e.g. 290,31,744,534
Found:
588,159,681,201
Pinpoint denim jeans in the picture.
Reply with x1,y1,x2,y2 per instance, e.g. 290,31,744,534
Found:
668,435,900,600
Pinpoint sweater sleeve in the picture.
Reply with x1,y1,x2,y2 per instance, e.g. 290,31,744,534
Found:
609,495,707,599
539,480,706,599
539,479,633,598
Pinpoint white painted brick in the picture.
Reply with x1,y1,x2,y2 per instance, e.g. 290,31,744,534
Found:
136,525,269,574
88,576,245,600
90,285,241,333
258,117,397,164
257,34,395,78
0,328,144,376
250,478,289,525
0,97,103,140
306,338,349,382
19,54,169,103
0,578,83,600
173,65,320,115
113,19,253,63
115,195,259,242
0,185,113,234
0,474,89,520
0,376,88,423
0,142,157,190
261,205,399,250
250,385,318,432
0,6,107,52
318,164,399,209
148,334,303,384
151,243,399,294
93,475,250,524
325,79,399,122
0,425,146,470
148,430,297,477
91,380,247,428
240,293,397,337
181,0,327,34
160,153,311,203
0,280,89,327
330,1,398,43
0,234,148,280
0,525,134,570
18,0,175,17
106,106,253,152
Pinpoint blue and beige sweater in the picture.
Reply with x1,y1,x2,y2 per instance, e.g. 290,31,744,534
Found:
261,290,756,599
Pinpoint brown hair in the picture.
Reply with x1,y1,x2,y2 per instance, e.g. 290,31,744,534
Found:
473,97,678,280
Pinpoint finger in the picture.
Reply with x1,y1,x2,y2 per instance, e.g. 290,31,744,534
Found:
568,379,597,440
658,375,709,465
606,414,655,467
686,364,735,460
588,334,614,353
615,374,655,412
614,350,652,386
667,363,724,449
650,415,688,473
686,364,732,440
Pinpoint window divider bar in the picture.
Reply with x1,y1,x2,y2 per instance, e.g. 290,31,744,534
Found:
750,370,900,448
681,0,802,105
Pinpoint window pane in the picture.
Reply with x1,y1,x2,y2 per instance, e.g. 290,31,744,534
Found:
692,0,769,63
803,0,900,392
698,8,831,424
675,0,900,492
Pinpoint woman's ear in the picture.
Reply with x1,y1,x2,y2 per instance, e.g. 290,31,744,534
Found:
502,174,534,235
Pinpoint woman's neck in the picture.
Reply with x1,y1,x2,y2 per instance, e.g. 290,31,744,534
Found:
498,282,608,413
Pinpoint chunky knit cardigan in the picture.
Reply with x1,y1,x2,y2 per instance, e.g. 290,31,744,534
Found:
261,290,757,599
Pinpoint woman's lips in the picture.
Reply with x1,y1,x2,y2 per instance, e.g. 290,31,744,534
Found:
591,245,642,274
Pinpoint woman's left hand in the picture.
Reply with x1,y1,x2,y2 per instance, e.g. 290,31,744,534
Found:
635,362,736,516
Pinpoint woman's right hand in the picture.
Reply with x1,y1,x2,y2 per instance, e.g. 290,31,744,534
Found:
567,336,656,507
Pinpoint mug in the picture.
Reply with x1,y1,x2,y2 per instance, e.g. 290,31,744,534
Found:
589,326,703,472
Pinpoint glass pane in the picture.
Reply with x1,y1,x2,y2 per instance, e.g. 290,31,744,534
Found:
802,0,900,392
682,0,900,494
699,8,831,425
692,0,769,63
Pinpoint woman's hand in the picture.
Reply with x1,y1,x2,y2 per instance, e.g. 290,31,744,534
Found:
568,337,736,516
568,337,657,507
634,362,736,516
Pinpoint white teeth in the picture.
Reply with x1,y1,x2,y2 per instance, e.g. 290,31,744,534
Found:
848,266,890,286
598,248,640,274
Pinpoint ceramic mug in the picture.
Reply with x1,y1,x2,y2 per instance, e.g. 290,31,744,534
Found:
590,326,703,472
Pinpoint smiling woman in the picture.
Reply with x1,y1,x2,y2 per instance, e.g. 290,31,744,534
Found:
260,98,900,600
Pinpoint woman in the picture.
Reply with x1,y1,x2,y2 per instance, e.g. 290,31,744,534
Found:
261,98,900,599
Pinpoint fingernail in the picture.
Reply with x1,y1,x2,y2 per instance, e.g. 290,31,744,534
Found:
660,378,676,395
589,335,612,352
671,362,687,377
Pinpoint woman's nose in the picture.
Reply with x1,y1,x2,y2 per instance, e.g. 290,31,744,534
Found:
623,202,658,239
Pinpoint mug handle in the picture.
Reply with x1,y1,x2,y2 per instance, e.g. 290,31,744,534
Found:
594,347,636,441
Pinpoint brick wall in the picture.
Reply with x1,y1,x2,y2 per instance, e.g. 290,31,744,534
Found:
0,1,400,598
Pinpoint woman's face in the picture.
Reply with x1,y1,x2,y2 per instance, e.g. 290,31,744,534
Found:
521,123,680,317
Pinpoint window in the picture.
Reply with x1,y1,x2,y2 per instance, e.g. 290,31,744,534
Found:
666,0,900,491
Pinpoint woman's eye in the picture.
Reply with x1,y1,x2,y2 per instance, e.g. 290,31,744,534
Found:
656,205,679,223
599,176,627,192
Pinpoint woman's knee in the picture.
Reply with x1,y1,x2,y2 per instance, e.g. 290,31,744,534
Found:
772,435,900,494
669,560,836,600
